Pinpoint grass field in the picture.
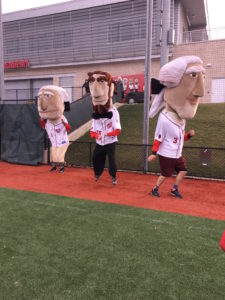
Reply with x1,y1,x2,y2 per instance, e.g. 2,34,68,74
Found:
76,103,225,147
66,103,225,178
1,187,225,299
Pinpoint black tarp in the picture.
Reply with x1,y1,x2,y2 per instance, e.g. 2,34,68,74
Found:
0,104,44,165
0,91,122,165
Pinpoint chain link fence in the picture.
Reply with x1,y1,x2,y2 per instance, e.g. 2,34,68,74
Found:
64,141,225,180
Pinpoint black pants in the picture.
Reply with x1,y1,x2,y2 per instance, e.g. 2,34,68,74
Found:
93,142,117,178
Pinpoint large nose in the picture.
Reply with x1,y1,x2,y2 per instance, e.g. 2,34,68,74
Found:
40,95,48,111
193,74,205,98
92,82,104,96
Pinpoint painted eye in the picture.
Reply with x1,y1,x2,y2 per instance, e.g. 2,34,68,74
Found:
45,93,51,98
189,73,198,78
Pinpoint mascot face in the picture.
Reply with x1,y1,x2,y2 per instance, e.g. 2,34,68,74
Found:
88,71,114,106
149,56,205,120
38,86,65,121
164,62,205,120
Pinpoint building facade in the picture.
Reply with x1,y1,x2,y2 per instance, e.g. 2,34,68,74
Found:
3,0,220,104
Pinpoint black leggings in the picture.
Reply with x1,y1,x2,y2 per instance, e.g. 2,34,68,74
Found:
93,142,117,178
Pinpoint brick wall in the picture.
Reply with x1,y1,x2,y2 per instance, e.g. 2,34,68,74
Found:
172,39,225,103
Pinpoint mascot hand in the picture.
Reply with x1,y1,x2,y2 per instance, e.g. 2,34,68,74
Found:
40,118,46,129
185,129,195,140
65,123,71,132
148,154,156,162
188,129,195,137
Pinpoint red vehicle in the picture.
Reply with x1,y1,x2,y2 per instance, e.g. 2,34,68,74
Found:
114,74,145,104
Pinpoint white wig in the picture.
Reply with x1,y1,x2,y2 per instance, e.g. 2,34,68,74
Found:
149,56,203,118
39,85,69,103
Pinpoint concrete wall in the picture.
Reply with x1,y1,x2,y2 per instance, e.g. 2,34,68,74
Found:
5,39,225,103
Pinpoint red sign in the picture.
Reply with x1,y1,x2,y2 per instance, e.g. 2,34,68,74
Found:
114,74,145,93
113,73,145,100
4,59,30,70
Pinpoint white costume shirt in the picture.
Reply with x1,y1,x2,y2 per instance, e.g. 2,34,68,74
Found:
45,117,69,148
154,109,186,158
91,107,121,146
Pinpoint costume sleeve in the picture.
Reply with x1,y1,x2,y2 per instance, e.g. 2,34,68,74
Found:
106,129,121,136
154,113,166,143
62,116,71,132
64,123,71,132
40,118,46,129
90,119,96,132
90,131,99,139
112,108,122,130
151,139,161,155
90,119,98,139
184,133,192,141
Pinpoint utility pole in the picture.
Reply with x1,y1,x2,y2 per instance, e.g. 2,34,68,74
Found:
0,0,5,103
160,0,171,67
142,0,153,172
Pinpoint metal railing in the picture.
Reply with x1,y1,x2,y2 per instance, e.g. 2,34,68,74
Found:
183,27,225,43
2,86,83,104
64,141,225,180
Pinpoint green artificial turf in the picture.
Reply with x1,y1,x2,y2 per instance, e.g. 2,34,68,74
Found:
76,103,225,147
0,187,225,299
66,103,225,178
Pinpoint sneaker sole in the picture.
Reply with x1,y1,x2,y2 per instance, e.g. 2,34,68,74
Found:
170,192,182,199
151,191,160,197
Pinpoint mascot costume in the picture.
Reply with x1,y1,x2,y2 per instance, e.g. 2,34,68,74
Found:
38,85,71,173
148,56,205,198
88,70,121,185
220,230,225,252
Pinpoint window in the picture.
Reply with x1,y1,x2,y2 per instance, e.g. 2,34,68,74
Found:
53,30,73,49
29,34,52,51
108,18,146,42
120,22,133,41
108,23,120,42
59,76,74,103
5,38,21,54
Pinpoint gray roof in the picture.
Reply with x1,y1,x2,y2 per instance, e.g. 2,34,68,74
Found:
3,0,207,29
3,0,129,22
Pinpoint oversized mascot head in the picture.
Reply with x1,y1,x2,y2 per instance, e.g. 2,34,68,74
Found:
87,70,115,114
37,85,70,122
149,56,205,120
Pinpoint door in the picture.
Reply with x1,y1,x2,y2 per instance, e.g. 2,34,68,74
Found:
32,78,53,100
211,78,225,103
5,80,30,103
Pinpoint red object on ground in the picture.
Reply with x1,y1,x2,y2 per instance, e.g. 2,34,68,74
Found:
0,161,225,221
220,230,225,251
